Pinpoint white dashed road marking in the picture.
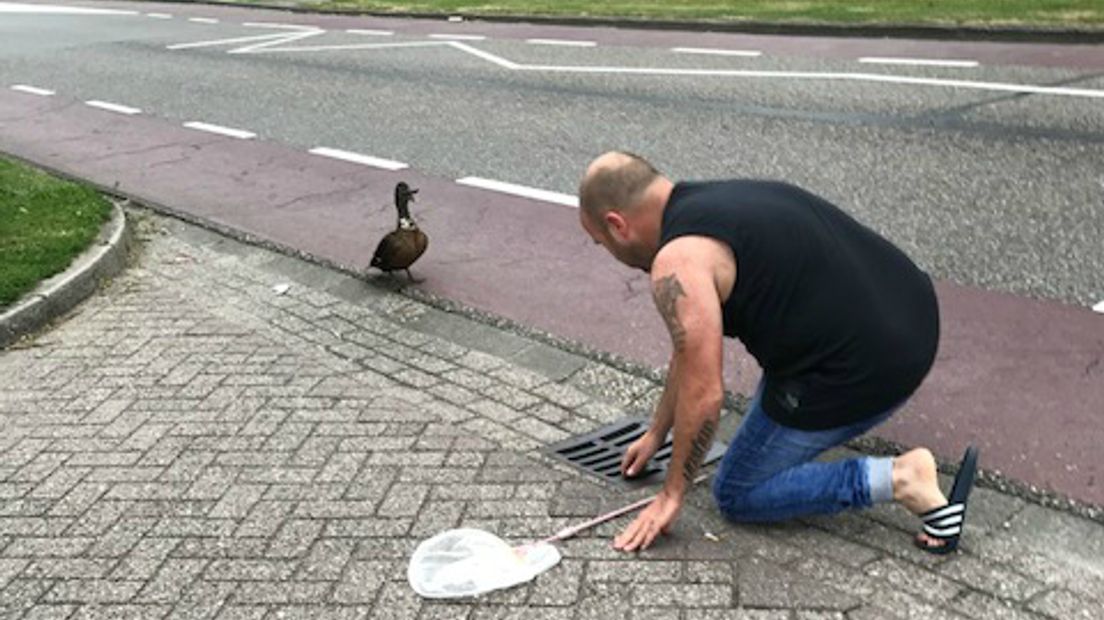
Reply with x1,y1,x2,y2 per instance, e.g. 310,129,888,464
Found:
188,17,219,24
347,29,394,36
859,57,980,68
526,38,597,47
243,22,319,30
309,147,408,171
456,177,579,208
0,2,136,14
183,122,256,139
85,100,141,115
146,13,171,19
672,47,762,57
428,33,487,41
11,84,54,96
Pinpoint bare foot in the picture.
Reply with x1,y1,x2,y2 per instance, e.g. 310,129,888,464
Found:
892,448,949,550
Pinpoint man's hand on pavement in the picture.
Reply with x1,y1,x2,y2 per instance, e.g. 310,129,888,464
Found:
612,490,683,552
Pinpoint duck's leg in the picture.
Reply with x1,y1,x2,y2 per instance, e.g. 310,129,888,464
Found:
405,268,424,284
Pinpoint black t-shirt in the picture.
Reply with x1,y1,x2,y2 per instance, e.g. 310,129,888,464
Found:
660,180,940,430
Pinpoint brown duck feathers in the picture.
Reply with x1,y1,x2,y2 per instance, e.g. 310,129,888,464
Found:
371,182,428,281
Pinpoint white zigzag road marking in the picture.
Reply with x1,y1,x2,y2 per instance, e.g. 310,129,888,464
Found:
167,30,1104,100
229,30,324,54
250,40,445,54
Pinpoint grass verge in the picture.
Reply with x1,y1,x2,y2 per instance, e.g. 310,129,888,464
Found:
0,157,112,308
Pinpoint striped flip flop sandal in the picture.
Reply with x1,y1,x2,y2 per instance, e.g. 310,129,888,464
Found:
915,445,980,555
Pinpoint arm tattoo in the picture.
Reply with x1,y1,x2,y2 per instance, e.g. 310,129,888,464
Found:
683,419,717,484
654,274,687,351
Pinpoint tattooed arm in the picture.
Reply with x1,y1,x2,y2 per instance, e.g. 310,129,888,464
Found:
651,258,724,499
613,236,731,552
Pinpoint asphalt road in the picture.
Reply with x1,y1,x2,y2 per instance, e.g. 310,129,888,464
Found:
3,1,1103,304
1,1,1103,507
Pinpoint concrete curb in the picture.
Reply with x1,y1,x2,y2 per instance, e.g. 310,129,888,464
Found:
0,203,131,349
153,0,1104,43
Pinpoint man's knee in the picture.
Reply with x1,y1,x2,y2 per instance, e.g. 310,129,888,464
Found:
712,478,755,522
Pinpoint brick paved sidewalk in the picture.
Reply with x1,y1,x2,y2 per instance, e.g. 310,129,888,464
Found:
0,212,1101,620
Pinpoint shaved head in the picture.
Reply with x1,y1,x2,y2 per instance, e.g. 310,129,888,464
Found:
579,151,661,222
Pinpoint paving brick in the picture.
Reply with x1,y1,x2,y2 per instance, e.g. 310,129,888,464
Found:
1027,588,1100,619
44,579,144,603
296,538,355,582
266,519,324,558
21,604,78,620
513,417,570,443
23,559,114,580
738,557,861,610
0,577,54,609
234,501,294,538
101,534,176,580
323,519,411,538
152,518,236,538
685,613,791,620
265,606,371,620
0,558,28,588
375,483,430,518
206,559,297,581
165,579,238,620
586,561,682,583
3,537,93,558
332,560,392,604
232,581,330,605
83,514,158,558
630,583,732,608
480,384,542,410
135,558,208,603
207,485,267,520
950,590,1042,620
488,366,550,391
169,538,267,561
28,467,90,499
864,557,964,605
70,604,173,619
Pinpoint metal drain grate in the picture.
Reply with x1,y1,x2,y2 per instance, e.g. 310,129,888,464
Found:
545,416,727,487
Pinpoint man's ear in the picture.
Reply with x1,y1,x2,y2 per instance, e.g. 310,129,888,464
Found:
604,211,630,241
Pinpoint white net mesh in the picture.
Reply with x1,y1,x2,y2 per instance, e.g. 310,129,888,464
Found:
407,528,561,599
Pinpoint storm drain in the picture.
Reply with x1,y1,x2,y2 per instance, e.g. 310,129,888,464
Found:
544,416,727,487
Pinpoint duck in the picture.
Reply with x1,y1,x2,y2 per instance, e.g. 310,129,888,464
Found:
370,181,428,283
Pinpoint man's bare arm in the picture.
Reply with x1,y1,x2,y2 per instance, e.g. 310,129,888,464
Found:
650,244,725,499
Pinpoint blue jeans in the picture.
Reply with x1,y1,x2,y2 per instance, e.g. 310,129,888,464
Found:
712,381,900,523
